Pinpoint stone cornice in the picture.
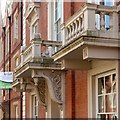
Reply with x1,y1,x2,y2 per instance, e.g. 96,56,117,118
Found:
52,36,120,61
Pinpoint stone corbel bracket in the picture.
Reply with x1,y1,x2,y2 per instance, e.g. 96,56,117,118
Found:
32,69,64,105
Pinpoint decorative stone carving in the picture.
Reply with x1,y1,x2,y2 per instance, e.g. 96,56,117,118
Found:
37,79,46,106
32,69,63,104
49,74,61,102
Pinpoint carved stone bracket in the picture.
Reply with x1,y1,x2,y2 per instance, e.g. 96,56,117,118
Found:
37,78,46,106
32,69,64,105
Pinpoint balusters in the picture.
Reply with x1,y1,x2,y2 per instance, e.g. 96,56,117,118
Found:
100,12,105,30
64,4,117,44
74,20,78,38
65,13,84,43
71,23,74,40
41,41,61,58
96,11,112,30
109,12,113,30
81,14,84,31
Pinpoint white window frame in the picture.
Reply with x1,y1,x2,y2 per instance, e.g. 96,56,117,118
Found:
15,105,18,119
94,0,115,5
13,102,19,119
0,38,3,62
31,94,38,119
5,27,9,55
96,70,117,118
30,21,38,40
14,11,18,41
54,0,61,41
15,56,19,68
13,52,19,69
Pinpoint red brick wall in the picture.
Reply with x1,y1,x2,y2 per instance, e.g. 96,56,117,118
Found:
26,93,30,118
75,70,88,118
65,70,88,118
10,2,21,118
65,70,73,118
73,2,84,14
64,2,84,21
64,2,72,21
10,90,21,118
26,22,30,46
39,2,48,39
38,104,46,118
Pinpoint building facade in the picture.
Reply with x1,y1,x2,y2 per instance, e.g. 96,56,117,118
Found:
0,0,120,119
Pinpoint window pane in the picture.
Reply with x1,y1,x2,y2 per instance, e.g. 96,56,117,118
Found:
98,96,104,113
105,75,111,93
55,0,61,21
57,0,61,19
105,95,112,112
113,93,116,112
105,15,110,30
112,74,116,92
98,77,104,95
105,0,114,6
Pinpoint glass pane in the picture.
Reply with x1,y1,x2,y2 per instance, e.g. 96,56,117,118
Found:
97,114,117,119
112,74,116,92
98,77,104,95
55,0,61,20
55,9,57,21
98,96,104,113
57,0,61,19
97,114,106,119
57,32,61,41
95,14,100,30
113,93,117,112
105,95,112,113
105,0,114,6
105,75,112,93
105,15,110,30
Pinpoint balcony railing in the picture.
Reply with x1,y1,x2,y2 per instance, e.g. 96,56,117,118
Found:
20,33,62,67
61,3,119,45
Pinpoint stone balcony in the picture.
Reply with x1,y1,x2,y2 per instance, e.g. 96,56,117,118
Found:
20,33,61,68
12,33,62,92
61,3,119,45
53,3,120,70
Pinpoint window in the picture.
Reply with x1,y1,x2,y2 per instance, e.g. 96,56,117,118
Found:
6,63,9,71
15,105,18,119
95,0,114,5
13,53,19,69
14,14,18,40
96,72,117,119
0,38,3,62
15,57,19,68
32,22,38,34
30,21,38,40
32,95,38,119
6,30,9,54
54,0,61,41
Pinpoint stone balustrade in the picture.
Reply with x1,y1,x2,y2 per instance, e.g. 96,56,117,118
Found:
20,33,62,67
61,3,119,45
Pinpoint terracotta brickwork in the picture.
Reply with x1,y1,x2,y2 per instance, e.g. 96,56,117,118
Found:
65,70,88,118
39,2,48,40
